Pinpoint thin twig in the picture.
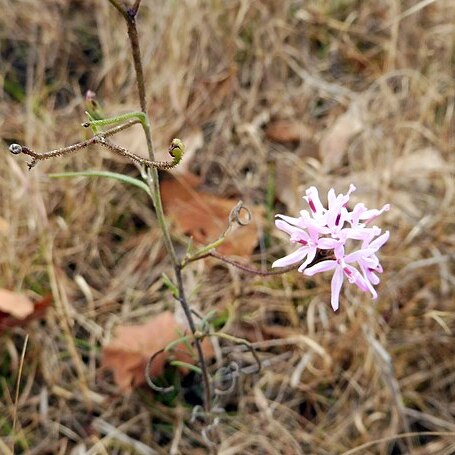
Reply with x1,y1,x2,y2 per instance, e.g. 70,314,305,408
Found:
107,0,129,20
209,251,299,276
9,120,182,170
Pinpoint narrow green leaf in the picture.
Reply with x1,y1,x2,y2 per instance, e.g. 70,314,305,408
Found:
177,327,195,356
165,335,193,353
49,170,151,196
169,361,202,375
161,272,179,298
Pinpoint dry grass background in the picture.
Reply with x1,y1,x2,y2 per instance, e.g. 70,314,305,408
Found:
1,0,455,453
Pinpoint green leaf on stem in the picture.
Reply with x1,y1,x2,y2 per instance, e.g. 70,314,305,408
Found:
169,360,202,375
49,170,152,196
164,334,193,353
161,273,179,298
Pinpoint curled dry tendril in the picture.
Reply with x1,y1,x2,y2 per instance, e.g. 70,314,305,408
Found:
145,348,175,394
229,200,252,226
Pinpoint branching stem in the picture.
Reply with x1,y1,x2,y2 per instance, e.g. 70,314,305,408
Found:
108,0,213,412
9,120,183,170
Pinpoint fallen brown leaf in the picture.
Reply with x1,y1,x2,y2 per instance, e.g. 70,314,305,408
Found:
0,289,34,319
0,293,52,334
274,160,302,214
265,120,313,143
161,173,262,257
319,102,364,170
393,147,446,175
102,311,214,392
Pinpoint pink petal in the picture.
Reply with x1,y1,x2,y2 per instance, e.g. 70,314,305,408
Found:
275,220,310,243
344,226,379,242
304,186,325,215
318,237,339,249
299,209,311,218
275,219,297,235
369,230,390,251
276,214,302,227
367,271,380,285
326,207,340,228
336,184,356,209
330,267,344,311
360,204,390,224
272,246,309,268
334,244,346,259
303,260,337,276
350,202,367,225
362,271,378,298
337,207,349,227
327,188,337,209
344,248,376,263
326,191,348,228
343,264,370,293
360,255,379,270
347,184,356,196
298,248,317,272
304,218,330,238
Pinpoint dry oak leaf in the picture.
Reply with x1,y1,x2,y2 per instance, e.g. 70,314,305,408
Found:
319,102,364,170
0,294,52,335
265,120,313,143
0,289,34,319
102,311,214,392
161,173,263,257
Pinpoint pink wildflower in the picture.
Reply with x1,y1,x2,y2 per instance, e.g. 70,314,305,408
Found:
273,185,389,311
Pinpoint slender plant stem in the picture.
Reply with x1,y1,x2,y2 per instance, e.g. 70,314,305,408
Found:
208,251,298,276
111,1,212,412
125,15,148,121
132,0,142,15
107,0,129,20
175,264,212,410
191,250,334,276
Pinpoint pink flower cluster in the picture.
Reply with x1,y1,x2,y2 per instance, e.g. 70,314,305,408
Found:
272,185,390,311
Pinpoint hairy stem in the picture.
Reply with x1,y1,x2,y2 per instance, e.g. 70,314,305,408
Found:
111,1,212,412
9,120,182,170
